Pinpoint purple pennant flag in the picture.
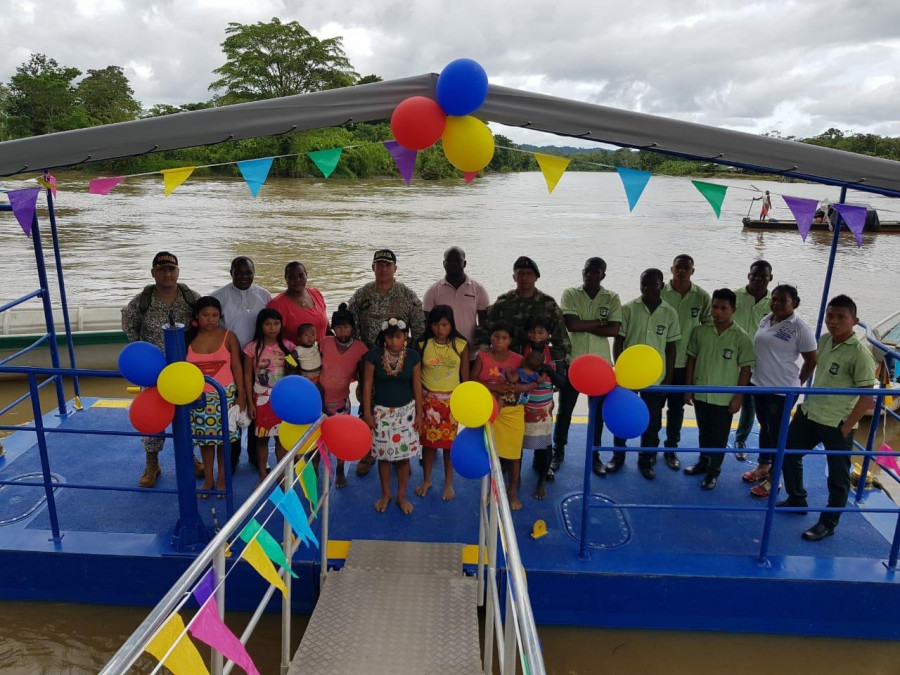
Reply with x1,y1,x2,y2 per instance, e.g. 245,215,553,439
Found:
833,203,867,247
192,567,217,607
781,195,819,242
384,141,417,185
7,187,41,236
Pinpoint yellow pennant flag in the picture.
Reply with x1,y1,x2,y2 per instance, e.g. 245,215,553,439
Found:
161,166,196,197
145,612,209,675
534,153,571,194
242,538,288,597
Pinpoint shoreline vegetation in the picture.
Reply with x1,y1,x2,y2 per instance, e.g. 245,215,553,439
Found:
3,19,898,183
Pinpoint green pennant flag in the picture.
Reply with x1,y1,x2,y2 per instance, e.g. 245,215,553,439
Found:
691,180,728,218
238,519,298,577
307,148,343,179
299,460,319,513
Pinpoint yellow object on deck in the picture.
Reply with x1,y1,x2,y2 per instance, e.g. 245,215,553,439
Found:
531,519,548,540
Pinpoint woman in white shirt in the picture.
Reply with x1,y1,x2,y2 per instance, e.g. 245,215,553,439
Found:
743,285,818,497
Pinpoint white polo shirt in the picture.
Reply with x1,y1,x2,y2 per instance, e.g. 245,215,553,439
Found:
751,312,817,388
422,276,490,349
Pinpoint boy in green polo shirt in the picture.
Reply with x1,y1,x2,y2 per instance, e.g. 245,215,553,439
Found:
661,254,712,471
684,289,755,490
779,295,877,541
608,268,680,480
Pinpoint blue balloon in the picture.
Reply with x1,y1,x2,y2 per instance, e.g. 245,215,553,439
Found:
117,341,167,387
270,375,322,425
450,426,490,479
602,386,650,439
436,59,489,116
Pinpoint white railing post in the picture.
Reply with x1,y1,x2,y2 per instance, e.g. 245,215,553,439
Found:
280,460,293,675
211,546,226,675
483,482,499,675
476,474,488,606
502,584,518,675
320,457,330,589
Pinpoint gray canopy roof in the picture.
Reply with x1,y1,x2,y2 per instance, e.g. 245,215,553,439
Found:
2,73,899,197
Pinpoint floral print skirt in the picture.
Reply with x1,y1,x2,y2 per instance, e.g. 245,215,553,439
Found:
420,390,457,449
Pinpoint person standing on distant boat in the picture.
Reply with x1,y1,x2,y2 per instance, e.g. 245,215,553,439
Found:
121,251,200,488
759,191,772,221
731,260,773,460
211,256,271,471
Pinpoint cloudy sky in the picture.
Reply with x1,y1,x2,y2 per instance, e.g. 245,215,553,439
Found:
1,0,898,146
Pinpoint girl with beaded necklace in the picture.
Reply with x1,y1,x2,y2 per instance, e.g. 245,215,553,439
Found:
362,318,423,514
415,305,470,501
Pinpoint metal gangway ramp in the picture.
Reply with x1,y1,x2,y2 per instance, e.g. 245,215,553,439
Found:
288,540,481,675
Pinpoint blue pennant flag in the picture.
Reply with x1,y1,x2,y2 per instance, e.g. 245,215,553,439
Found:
615,167,652,212
237,157,274,198
268,486,319,549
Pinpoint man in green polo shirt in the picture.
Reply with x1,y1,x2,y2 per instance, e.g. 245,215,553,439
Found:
608,268,680,480
553,257,622,478
732,260,773,459
661,254,712,470
683,289,755,490
779,295,877,541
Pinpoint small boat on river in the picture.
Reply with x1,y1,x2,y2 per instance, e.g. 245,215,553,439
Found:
743,207,900,232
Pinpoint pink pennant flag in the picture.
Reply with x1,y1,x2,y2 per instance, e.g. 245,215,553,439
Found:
833,203,867,247
463,172,477,184
384,141,417,185
89,176,125,195
47,174,58,198
7,187,41,236
189,597,260,675
781,195,819,242
875,443,899,474
317,438,333,477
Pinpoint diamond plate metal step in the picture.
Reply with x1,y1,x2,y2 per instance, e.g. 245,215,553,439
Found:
344,539,464,577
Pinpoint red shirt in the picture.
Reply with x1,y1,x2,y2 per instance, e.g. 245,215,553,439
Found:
319,336,368,404
267,289,328,343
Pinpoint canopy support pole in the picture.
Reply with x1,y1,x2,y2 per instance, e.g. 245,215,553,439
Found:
814,186,847,339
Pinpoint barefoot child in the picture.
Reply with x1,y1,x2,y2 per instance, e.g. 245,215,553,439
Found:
186,297,245,498
471,321,536,510
242,308,296,482
362,318,423,514
416,305,470,501
295,323,322,383
319,303,368,487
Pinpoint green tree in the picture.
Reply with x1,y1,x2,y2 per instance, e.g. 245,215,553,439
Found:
143,101,214,117
209,18,358,104
77,65,141,125
3,54,88,137
0,83,8,140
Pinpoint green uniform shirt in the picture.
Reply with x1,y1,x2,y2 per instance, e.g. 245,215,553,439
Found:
477,288,571,359
662,281,712,368
733,286,771,336
560,285,623,361
618,297,680,385
801,333,877,427
687,322,755,406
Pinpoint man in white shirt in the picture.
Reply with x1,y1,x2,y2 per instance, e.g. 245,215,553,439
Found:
422,246,489,354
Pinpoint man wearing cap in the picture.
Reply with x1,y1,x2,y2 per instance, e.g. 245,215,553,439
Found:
476,256,570,359
122,251,200,487
348,249,425,475
211,256,272,470
422,247,489,352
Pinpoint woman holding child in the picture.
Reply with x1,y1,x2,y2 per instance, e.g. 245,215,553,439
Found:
267,261,329,343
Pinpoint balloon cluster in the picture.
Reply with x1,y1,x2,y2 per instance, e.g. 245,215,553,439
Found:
568,345,664,439
390,58,494,174
447,381,496,479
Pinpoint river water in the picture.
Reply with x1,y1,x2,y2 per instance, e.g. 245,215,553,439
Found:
1,173,900,673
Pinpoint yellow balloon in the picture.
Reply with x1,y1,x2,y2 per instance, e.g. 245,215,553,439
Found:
157,361,205,405
449,381,493,428
441,115,495,172
280,422,312,451
615,345,664,389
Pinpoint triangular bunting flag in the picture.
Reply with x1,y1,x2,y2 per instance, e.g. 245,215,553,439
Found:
89,176,125,195
161,166,196,197
192,568,216,607
36,176,58,198
384,141,417,185
295,458,319,513
534,153,570,194
317,439,333,477
269,486,319,548
236,157,274,198
239,519,298,577
833,203,867,247
781,195,819,241
308,148,343,179
240,539,288,597
691,180,728,218
463,172,477,184
7,187,41,236
145,613,209,675
875,443,899,474
615,167,652,211
190,597,260,675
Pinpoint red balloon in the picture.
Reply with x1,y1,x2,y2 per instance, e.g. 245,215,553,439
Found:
321,415,372,462
568,354,616,396
489,396,499,423
130,387,175,435
390,96,447,151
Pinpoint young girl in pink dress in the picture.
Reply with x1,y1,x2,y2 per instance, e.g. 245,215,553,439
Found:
185,296,245,498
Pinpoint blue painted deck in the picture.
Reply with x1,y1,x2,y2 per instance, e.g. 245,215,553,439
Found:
1,397,898,639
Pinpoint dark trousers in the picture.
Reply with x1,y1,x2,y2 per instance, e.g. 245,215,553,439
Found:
782,410,854,528
246,422,259,466
664,367,688,448
694,400,734,475
735,393,756,445
613,392,665,465
752,392,790,466
553,379,604,450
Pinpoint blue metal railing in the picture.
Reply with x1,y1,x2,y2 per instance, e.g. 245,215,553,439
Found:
579,381,900,569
